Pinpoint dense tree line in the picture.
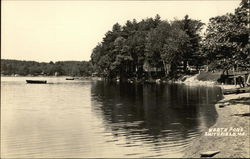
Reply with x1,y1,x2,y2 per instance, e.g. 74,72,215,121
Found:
1,59,93,76
203,0,249,73
91,0,249,81
91,14,204,80
2,1,248,80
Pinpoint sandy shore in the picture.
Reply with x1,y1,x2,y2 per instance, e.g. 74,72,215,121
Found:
184,87,250,158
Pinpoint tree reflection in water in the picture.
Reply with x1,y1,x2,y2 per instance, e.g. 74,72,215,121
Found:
90,81,222,157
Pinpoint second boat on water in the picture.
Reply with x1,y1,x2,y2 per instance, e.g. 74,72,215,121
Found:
66,77,74,80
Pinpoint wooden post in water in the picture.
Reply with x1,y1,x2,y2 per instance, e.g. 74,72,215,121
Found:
247,74,250,86
233,67,236,86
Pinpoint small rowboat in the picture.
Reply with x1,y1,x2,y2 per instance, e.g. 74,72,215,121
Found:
66,78,74,80
26,80,47,84
200,151,220,157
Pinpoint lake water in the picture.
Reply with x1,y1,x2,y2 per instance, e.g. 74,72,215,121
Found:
1,77,223,158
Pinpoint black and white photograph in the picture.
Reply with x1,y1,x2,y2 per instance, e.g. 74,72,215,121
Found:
1,0,249,158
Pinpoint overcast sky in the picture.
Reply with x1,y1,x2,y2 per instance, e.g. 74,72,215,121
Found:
2,0,240,62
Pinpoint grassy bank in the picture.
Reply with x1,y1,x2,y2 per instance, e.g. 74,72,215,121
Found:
184,91,250,158
181,72,222,85
196,72,222,81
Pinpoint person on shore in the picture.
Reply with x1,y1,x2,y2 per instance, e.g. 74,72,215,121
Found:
236,76,245,88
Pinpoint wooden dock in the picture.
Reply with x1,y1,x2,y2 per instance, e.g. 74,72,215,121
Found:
223,87,250,95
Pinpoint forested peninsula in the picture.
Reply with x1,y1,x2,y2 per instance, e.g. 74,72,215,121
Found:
90,1,249,81
2,1,249,81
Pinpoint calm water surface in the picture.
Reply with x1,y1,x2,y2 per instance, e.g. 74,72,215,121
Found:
1,77,222,158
